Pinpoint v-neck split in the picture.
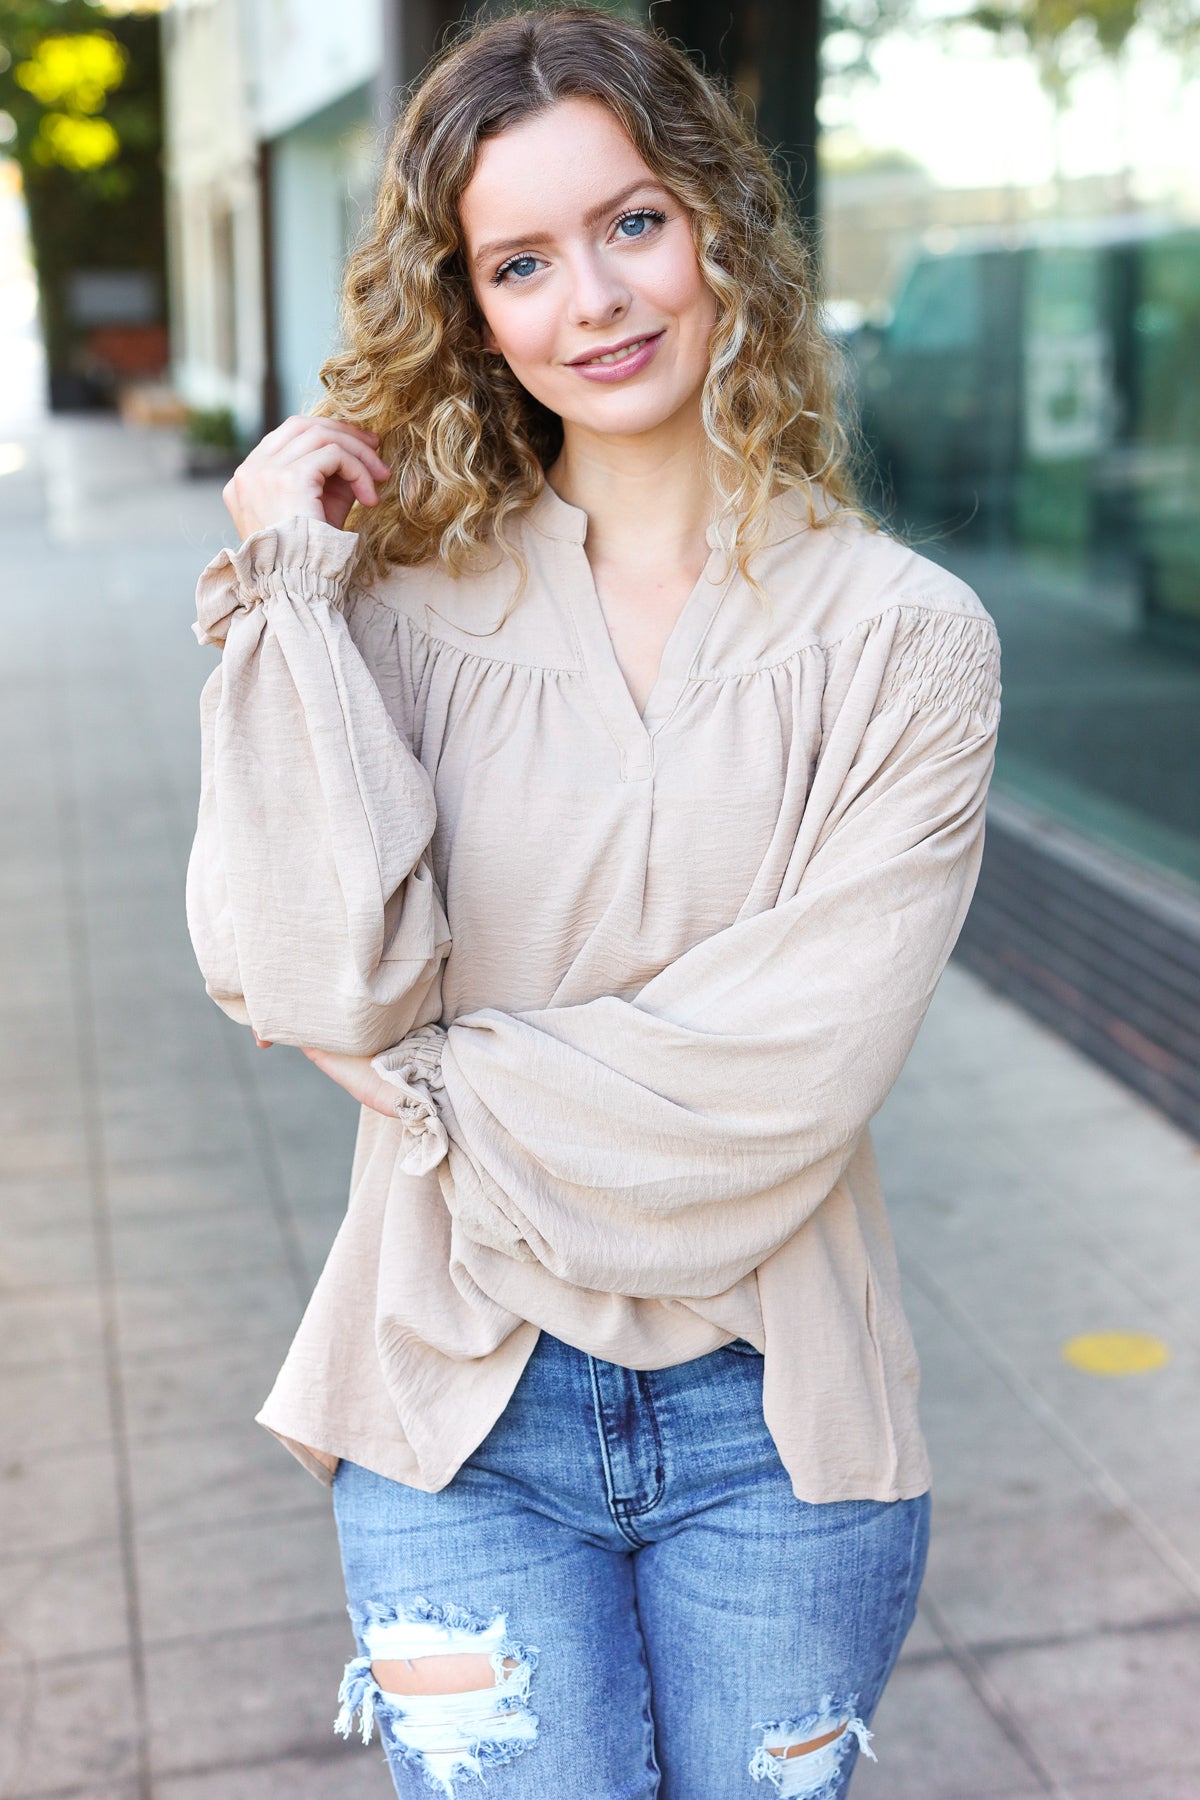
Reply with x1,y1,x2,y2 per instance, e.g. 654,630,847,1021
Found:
529,480,737,781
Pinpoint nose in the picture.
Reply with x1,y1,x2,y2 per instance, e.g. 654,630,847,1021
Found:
564,246,630,330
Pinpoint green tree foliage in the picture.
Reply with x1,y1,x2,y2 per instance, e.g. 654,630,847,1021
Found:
822,0,1199,102
0,0,165,401
964,0,1199,111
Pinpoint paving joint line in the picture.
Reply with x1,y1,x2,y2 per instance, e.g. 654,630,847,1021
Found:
49,608,153,1800
918,1591,1068,1797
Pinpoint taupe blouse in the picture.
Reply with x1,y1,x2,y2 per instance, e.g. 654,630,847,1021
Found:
185,481,1001,1500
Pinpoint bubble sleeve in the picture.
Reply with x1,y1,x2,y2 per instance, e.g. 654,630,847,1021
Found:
184,515,449,1055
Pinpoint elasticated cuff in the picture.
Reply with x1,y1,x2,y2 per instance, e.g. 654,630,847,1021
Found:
193,515,361,647
371,1023,449,1175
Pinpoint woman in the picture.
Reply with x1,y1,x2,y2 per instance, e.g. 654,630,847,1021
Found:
186,8,1000,1797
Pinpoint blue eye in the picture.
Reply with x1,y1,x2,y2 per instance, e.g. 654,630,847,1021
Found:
615,208,666,239
490,207,667,285
493,253,540,285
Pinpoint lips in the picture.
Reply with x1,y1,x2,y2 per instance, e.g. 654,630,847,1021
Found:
568,331,664,367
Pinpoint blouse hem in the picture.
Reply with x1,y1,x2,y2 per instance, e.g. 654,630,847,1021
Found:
254,1403,934,1506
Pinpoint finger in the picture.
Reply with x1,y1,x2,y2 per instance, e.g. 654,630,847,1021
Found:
306,443,381,509
324,415,381,449
255,416,381,470
255,415,318,455
282,420,390,480
253,1032,273,1048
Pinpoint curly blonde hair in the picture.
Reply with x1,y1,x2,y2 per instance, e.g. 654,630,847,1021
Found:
316,2,863,588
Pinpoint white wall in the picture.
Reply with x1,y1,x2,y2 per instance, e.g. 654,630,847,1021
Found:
269,88,379,420
248,0,382,140
163,0,384,436
162,0,265,432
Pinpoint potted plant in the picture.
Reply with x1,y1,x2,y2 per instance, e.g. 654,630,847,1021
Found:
184,405,242,478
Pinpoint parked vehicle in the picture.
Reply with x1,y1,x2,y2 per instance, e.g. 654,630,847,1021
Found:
846,218,1200,646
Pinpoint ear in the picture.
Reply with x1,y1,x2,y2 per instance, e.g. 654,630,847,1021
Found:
481,321,502,356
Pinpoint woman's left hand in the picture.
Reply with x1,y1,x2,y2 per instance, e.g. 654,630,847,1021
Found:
301,1046,397,1118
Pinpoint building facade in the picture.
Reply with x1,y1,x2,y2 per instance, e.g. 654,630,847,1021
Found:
163,0,384,435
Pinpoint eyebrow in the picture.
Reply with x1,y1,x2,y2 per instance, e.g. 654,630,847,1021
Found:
470,179,668,269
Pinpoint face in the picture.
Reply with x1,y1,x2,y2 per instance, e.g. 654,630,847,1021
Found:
459,96,718,445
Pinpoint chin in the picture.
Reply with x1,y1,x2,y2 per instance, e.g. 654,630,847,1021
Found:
552,384,700,439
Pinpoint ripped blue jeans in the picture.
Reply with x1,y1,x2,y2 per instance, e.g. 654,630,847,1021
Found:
331,1331,930,1799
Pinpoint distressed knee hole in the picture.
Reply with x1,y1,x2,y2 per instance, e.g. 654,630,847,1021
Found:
750,1695,876,1798
335,1596,539,1798
370,1652,520,1696
770,1721,848,1759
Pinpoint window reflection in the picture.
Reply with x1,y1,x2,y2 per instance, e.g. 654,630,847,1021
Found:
827,40,1200,891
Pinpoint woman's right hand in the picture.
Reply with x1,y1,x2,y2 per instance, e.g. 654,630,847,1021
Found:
221,415,392,540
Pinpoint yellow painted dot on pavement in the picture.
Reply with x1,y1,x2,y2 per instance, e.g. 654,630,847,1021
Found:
1062,1331,1170,1376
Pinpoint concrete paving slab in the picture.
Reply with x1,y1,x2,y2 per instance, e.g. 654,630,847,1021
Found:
0,1288,105,1370
995,1088,1200,1217
128,1424,325,1538
979,1619,1200,1789
0,989,79,1047
0,1214,97,1285
0,1171,92,1228
267,1136,366,1212
100,1091,262,1167
1030,1347,1200,1467
105,1156,279,1220
0,1087,90,1174
895,1602,942,1663
904,1285,1093,1516
143,1616,357,1772
1057,1773,1200,1798
136,1510,345,1645
0,1650,140,1796
110,1209,293,1282
904,1221,1191,1398
925,1496,1196,1645
851,1656,1043,1797
155,1752,393,1798
0,1357,113,1455
114,1267,303,1356
94,1044,248,1102
121,1332,298,1438
0,1440,120,1557
0,1536,130,1664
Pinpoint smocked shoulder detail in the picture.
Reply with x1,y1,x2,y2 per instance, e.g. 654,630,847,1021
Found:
876,605,1001,729
371,1025,449,1176
193,516,361,647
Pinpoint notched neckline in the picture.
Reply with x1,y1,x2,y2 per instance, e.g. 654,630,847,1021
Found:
561,533,737,783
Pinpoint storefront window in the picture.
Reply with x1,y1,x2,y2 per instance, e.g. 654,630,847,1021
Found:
822,1,1200,890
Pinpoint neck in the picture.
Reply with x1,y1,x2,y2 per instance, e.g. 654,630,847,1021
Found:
545,399,718,571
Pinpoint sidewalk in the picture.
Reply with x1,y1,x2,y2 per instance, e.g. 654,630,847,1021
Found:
1,416,1197,1800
